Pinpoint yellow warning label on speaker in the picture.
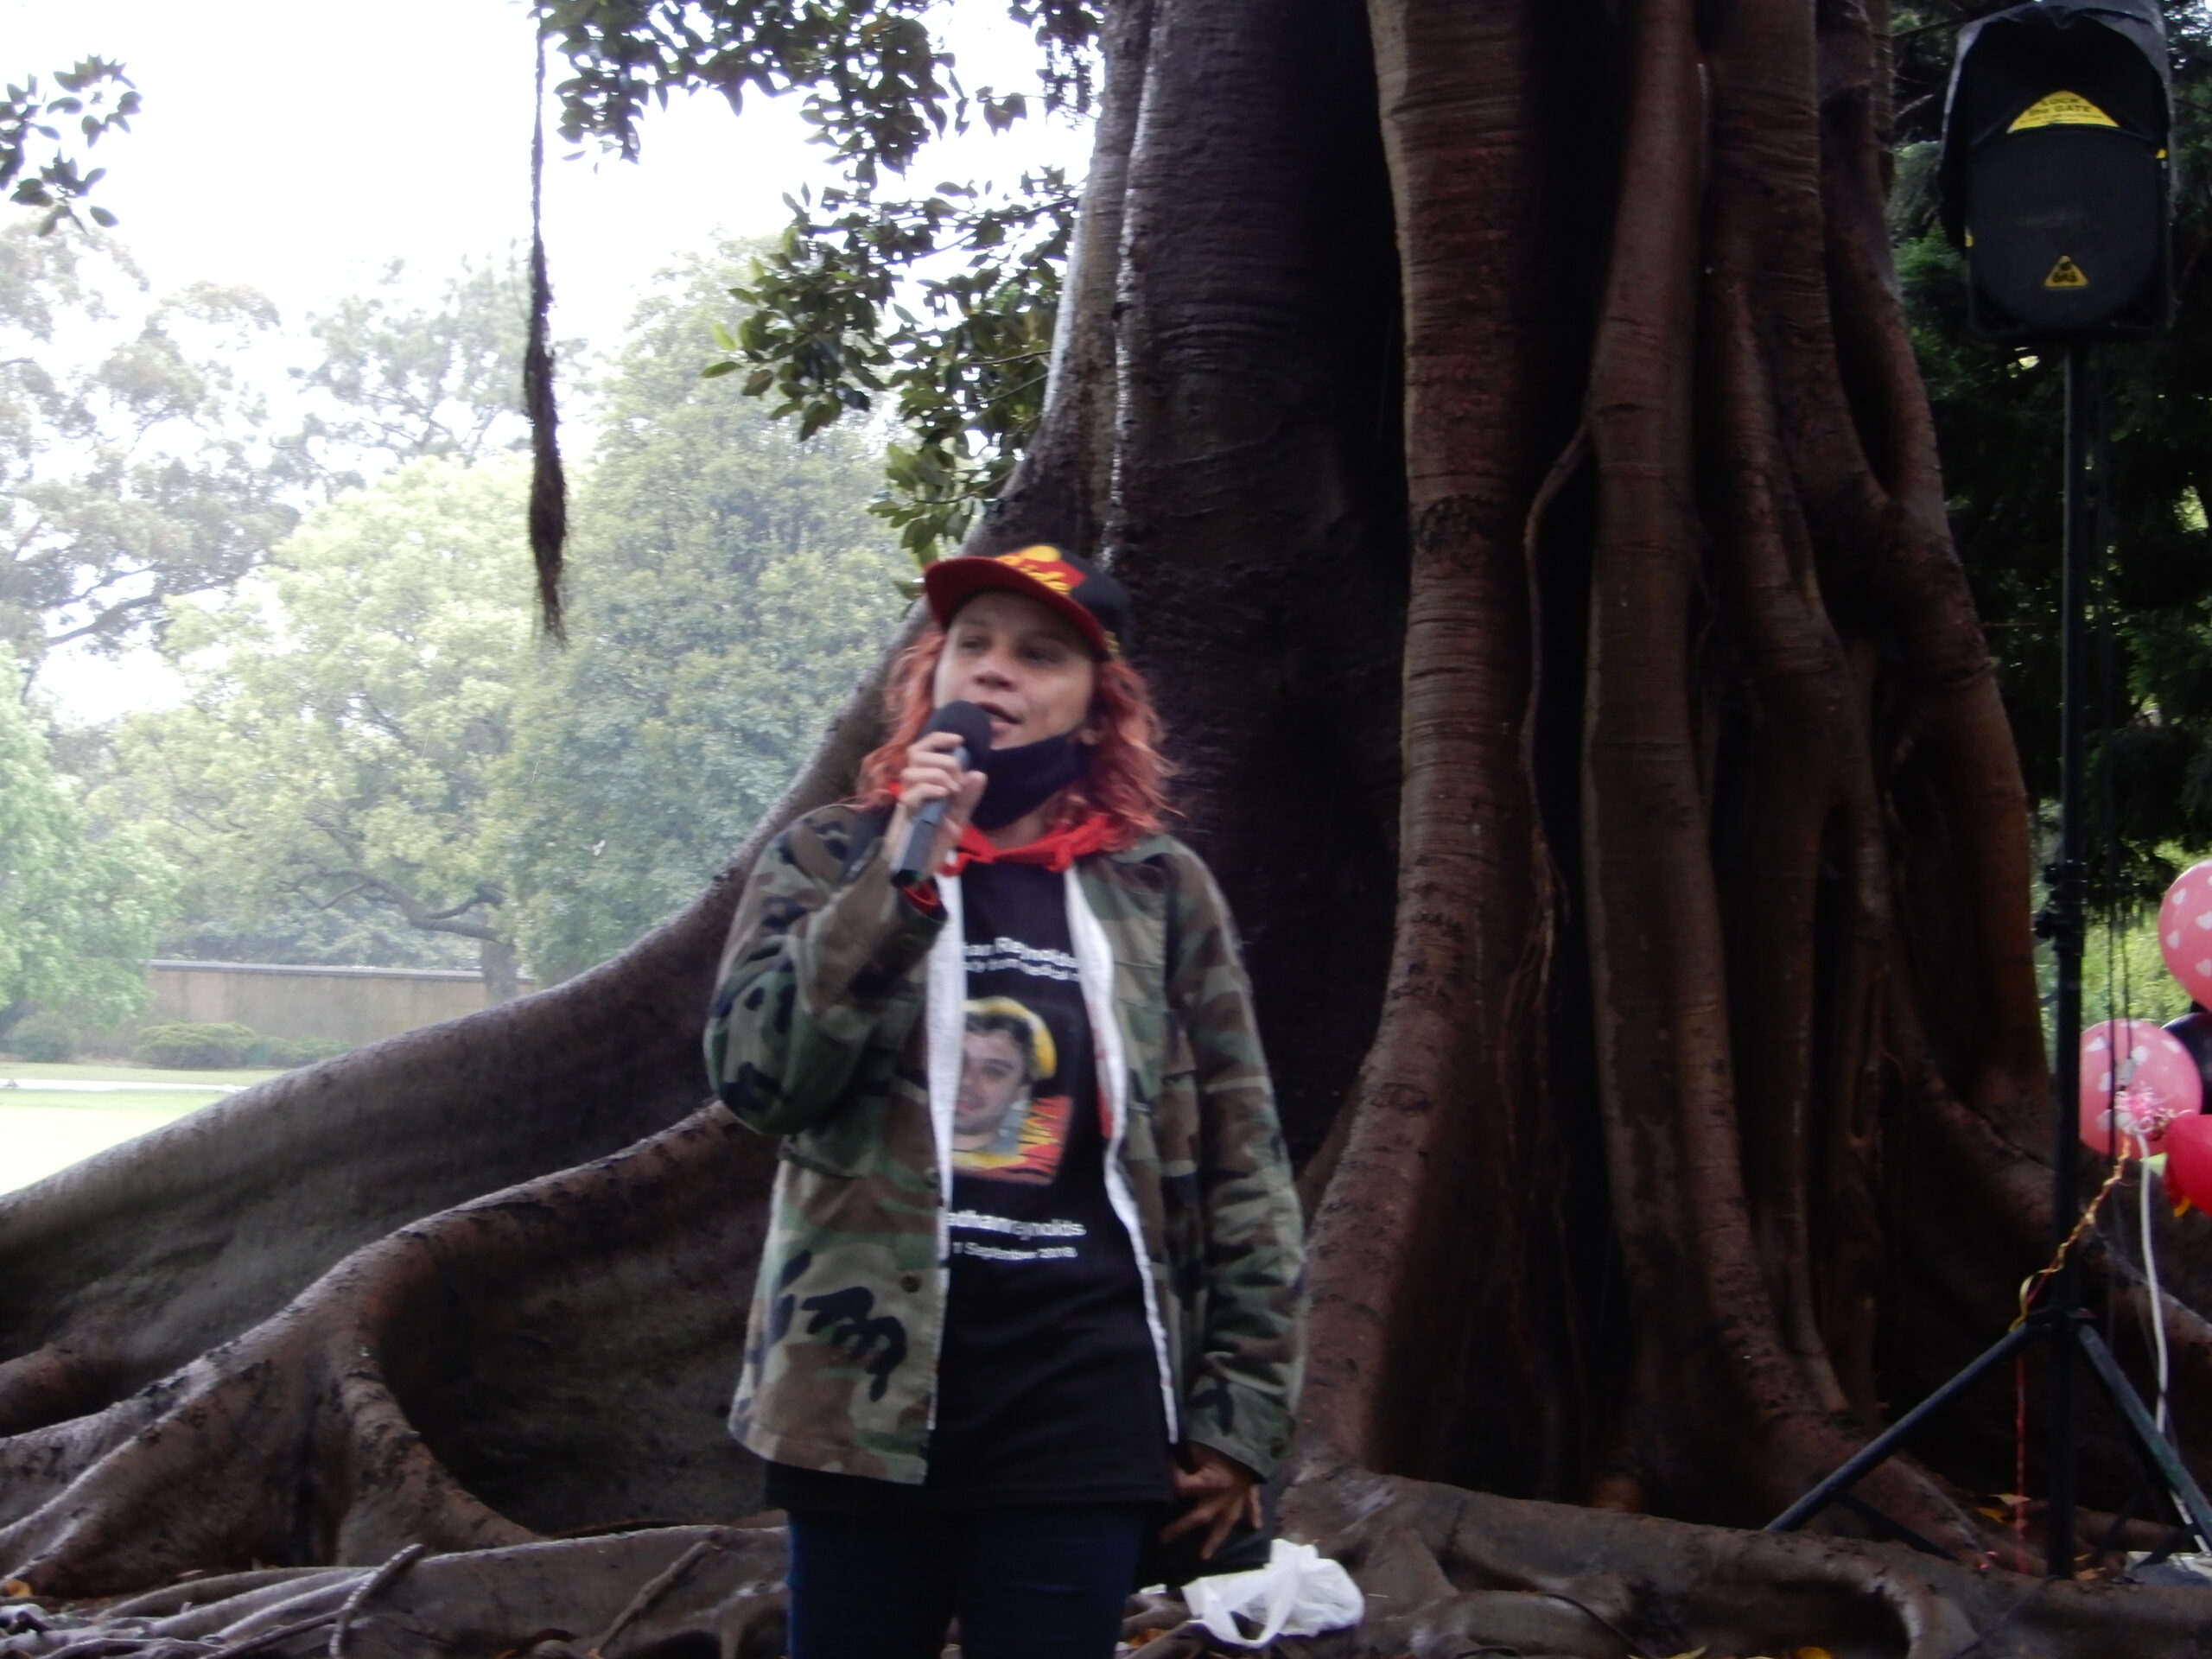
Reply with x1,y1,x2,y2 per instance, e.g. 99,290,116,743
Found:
2010,91,2120,132
2045,255,2090,289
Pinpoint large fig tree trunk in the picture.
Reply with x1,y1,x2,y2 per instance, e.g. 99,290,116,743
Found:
4,0,2209,1652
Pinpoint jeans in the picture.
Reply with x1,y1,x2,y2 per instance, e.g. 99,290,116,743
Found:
784,1503,1151,1659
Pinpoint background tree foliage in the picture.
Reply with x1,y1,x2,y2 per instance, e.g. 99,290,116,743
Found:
714,168,1075,556
284,256,545,492
497,252,906,982
0,224,296,671
60,246,907,989
0,643,172,1037
0,58,137,234
100,459,537,994
537,0,1092,558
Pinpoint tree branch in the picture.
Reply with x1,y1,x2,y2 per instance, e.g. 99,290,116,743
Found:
322,867,505,944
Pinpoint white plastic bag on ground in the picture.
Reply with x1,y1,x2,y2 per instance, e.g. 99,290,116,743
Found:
1181,1538,1364,1648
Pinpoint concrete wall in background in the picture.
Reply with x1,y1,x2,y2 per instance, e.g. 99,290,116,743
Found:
121,960,537,1049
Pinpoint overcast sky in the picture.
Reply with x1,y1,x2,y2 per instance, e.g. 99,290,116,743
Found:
9,0,1092,718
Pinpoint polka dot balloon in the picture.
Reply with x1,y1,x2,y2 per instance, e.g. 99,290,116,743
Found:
2158,860,2212,1009
2079,1020,2200,1158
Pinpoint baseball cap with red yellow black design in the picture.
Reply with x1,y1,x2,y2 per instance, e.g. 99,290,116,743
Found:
921,544,1134,660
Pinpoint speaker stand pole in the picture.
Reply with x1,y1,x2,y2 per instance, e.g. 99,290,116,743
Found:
2043,333,2093,1579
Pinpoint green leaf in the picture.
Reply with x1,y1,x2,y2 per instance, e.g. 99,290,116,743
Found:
700,359,740,378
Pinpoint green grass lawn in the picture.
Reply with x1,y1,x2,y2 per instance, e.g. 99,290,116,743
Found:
0,1057,285,1194
0,1088,224,1194
0,1059,282,1087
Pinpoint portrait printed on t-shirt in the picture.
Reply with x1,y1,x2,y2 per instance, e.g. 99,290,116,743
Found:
953,995,1073,1185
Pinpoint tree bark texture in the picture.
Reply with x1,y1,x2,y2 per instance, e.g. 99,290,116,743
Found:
5,0,2211,1649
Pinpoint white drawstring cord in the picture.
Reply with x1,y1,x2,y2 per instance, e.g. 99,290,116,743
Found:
2143,1156,2172,1435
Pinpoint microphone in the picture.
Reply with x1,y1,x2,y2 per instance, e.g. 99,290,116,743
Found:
890,701,995,888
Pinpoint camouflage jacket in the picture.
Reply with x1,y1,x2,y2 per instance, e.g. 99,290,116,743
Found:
704,801,1305,1486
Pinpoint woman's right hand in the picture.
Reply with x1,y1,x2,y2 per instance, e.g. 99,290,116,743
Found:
886,728,987,884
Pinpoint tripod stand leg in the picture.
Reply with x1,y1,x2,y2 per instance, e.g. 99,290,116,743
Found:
1831,1491,1955,1560
1765,1321,2039,1535
2075,1322,2212,1551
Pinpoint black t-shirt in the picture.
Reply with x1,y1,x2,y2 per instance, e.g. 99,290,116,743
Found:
766,858,1173,1514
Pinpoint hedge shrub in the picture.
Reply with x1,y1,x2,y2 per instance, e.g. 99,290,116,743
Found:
135,1021,257,1070
9,1014,75,1064
245,1034,350,1069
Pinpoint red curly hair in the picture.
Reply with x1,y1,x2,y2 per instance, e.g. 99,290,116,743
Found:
854,627,1172,848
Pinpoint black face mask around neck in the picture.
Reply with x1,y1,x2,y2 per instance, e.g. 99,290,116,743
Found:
973,731,1086,830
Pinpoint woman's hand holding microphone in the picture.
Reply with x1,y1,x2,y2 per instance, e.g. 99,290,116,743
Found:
887,729,988,888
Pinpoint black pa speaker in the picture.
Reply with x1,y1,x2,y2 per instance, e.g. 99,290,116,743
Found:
1939,0,2173,341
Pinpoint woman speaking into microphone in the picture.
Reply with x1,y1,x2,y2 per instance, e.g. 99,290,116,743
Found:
705,545,1305,1659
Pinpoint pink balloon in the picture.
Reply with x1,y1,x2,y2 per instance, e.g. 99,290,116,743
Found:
2079,1020,2202,1157
2165,1114,2212,1211
2158,861,2212,1007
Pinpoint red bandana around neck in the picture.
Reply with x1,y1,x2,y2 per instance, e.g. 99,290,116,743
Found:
945,813,1118,875
883,785,1119,901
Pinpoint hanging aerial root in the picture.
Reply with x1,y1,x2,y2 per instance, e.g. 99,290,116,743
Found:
1694,8,1948,1528
1580,0,1901,1533
526,30,568,640
1297,0,1559,1495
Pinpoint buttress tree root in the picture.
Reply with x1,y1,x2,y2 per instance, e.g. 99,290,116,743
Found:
6,0,2212,1652
0,1529,792,1659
